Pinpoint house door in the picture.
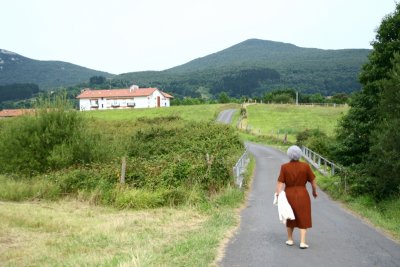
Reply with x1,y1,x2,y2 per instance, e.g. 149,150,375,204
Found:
157,96,160,107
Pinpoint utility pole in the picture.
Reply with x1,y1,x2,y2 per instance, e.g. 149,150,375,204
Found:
296,91,299,105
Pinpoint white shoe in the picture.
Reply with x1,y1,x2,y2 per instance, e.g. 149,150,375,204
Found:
285,240,294,246
299,243,309,249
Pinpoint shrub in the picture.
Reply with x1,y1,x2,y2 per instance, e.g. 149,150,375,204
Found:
272,93,294,104
0,110,245,209
296,128,333,157
0,95,106,175
126,119,243,192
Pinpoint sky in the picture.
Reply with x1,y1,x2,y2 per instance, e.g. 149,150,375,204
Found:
1,0,398,74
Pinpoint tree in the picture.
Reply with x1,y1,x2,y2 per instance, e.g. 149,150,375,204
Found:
272,93,294,103
89,76,106,85
335,4,400,166
218,92,230,103
330,93,349,104
367,53,400,198
263,89,296,103
309,93,325,103
0,83,40,102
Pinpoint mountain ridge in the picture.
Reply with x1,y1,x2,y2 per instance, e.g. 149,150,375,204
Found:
166,39,370,73
0,49,114,90
0,39,372,98
117,38,371,97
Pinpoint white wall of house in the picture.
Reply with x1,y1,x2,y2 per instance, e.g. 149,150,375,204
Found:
78,89,170,111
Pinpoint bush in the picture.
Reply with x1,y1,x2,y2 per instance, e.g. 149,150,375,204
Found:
296,128,333,157
0,109,245,209
0,96,106,175
127,119,243,192
272,93,294,104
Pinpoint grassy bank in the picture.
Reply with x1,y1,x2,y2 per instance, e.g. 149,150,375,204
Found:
0,160,254,267
0,103,253,266
0,197,233,266
318,174,400,241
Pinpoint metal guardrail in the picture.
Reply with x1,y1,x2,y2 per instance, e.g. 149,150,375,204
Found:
233,146,250,188
301,146,341,176
302,146,349,193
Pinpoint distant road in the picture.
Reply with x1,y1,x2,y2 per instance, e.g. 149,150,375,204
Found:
216,109,237,124
219,142,400,267
215,110,400,267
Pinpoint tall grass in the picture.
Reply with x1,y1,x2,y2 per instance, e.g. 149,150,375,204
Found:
0,175,60,201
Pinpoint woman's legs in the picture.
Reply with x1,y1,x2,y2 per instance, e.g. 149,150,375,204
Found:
300,228,307,244
286,227,294,241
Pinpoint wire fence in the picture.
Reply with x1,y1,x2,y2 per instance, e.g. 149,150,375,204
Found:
233,146,250,188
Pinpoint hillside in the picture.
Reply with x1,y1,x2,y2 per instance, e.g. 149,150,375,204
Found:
117,39,371,97
0,49,114,90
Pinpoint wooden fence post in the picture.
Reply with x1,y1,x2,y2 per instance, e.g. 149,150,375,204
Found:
120,156,126,184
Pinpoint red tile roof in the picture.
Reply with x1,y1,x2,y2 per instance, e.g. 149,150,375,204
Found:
0,109,35,117
76,88,173,99
161,92,174,98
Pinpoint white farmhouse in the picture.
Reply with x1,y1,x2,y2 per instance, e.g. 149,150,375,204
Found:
76,86,173,111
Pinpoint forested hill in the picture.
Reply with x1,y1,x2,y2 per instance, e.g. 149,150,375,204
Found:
0,49,114,90
117,39,371,97
169,39,369,73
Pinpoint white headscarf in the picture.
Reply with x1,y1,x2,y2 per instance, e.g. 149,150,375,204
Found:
287,145,302,161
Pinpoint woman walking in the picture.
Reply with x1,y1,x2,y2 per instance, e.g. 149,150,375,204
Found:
275,145,318,249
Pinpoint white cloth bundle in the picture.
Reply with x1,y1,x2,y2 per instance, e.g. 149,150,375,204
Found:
273,191,295,224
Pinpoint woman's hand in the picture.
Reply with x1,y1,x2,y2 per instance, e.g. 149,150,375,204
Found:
312,190,318,198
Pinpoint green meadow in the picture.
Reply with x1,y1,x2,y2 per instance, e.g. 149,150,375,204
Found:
85,104,239,122
242,104,348,142
0,103,249,266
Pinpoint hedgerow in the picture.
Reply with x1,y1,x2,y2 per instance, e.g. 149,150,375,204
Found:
0,104,244,208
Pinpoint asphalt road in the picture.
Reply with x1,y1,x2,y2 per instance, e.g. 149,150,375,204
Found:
219,142,400,267
216,109,237,124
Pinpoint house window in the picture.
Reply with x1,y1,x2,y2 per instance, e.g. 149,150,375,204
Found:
90,100,99,107
111,100,120,107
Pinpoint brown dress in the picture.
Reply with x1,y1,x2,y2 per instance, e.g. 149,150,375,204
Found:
278,161,315,229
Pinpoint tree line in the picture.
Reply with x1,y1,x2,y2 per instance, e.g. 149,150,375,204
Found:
332,4,400,200
299,4,400,201
0,83,39,102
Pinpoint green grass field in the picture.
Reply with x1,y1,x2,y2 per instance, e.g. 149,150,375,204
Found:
243,104,348,142
0,196,241,266
1,103,398,266
0,103,247,266
85,104,239,122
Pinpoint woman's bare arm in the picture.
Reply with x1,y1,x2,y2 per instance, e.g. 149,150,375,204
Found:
311,179,318,198
275,181,284,195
